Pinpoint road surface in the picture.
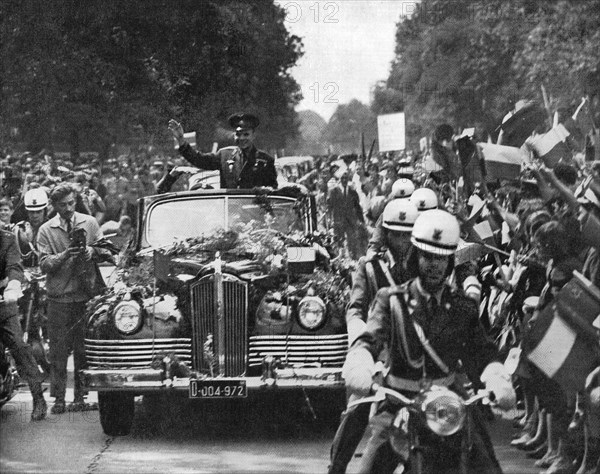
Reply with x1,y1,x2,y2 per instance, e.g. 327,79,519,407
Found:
1,381,540,474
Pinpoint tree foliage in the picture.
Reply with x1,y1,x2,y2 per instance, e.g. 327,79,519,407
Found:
321,99,377,155
0,0,303,156
374,0,600,146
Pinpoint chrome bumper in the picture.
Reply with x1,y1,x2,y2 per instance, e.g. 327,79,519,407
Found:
82,367,344,392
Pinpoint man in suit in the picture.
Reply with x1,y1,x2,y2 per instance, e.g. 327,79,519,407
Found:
168,113,278,189
327,172,366,259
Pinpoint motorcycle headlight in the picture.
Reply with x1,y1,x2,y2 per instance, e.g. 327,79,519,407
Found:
421,387,466,436
297,296,326,330
113,300,142,335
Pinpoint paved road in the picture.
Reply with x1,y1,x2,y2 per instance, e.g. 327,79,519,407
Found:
1,383,540,474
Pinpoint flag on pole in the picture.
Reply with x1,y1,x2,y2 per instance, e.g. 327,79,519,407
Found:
523,271,600,396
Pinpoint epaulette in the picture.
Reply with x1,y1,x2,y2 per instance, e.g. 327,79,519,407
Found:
256,150,275,162
364,251,384,263
387,283,409,295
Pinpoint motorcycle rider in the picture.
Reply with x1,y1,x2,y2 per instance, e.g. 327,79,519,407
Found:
0,229,47,421
13,188,49,267
343,209,516,473
329,199,419,474
13,188,51,375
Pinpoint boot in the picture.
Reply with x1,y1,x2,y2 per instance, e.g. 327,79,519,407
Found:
512,408,539,445
569,393,585,433
51,396,66,414
526,442,548,459
575,431,600,474
536,412,560,468
523,409,548,451
29,381,47,421
542,439,577,474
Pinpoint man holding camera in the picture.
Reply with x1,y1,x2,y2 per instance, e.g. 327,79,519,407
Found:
36,184,105,413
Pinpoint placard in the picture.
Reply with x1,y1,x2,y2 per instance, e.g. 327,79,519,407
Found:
377,113,405,152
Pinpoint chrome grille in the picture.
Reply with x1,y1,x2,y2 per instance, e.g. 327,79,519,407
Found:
248,334,348,367
190,276,248,376
85,338,192,368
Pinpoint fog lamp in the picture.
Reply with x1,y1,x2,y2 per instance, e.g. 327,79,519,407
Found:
297,296,326,330
421,387,466,436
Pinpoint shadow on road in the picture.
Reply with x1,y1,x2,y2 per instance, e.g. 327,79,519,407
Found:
131,390,344,442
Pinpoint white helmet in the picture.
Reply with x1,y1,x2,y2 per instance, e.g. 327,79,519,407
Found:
410,187,438,212
389,178,415,199
24,188,49,211
382,199,419,233
411,209,460,256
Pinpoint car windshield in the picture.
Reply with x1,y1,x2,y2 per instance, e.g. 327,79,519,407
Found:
144,195,305,248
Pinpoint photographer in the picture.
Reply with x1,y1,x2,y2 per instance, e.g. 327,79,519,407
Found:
36,184,106,413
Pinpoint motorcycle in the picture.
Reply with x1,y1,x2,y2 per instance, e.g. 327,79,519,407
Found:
349,382,498,474
20,268,50,376
0,297,20,407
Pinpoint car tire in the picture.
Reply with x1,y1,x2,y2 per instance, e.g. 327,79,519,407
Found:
98,392,135,436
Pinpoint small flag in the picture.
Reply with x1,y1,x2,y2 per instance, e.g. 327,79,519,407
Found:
476,143,526,181
287,247,316,274
528,124,572,168
523,271,600,396
153,250,170,282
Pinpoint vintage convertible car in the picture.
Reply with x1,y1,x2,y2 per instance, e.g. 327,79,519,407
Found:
82,186,350,435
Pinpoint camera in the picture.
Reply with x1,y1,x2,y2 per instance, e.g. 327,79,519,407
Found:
69,227,87,249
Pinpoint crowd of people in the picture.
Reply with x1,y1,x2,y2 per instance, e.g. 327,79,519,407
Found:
1,106,599,474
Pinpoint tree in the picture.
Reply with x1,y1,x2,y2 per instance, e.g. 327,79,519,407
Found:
322,100,377,155
0,0,303,157
374,0,600,145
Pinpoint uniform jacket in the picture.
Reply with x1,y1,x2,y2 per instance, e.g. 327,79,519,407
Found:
346,252,411,326
37,212,105,302
327,183,364,227
355,278,498,384
178,142,278,189
0,229,24,285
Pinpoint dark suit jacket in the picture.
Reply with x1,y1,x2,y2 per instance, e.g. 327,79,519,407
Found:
327,184,364,226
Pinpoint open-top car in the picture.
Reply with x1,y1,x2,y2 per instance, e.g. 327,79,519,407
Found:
82,186,351,435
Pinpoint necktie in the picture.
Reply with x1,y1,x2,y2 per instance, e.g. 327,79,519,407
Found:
428,297,439,315
66,219,72,235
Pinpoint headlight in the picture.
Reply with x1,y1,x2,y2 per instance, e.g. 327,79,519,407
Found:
113,300,142,335
297,296,326,330
421,387,466,436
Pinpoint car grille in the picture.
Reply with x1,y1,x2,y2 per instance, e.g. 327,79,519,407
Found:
85,338,192,368
248,334,348,367
189,276,248,376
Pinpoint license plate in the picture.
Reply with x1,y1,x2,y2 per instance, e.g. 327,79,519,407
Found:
189,379,247,399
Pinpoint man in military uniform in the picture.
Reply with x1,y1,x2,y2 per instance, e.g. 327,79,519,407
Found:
0,229,47,421
329,199,419,474
343,209,516,473
168,113,278,189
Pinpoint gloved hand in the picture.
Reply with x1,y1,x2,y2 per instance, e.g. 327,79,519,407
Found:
3,280,23,304
462,275,482,304
347,318,367,346
481,362,516,411
342,347,376,397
